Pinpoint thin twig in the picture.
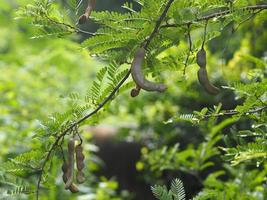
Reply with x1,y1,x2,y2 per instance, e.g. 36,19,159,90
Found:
161,5,267,28
143,0,175,49
232,9,264,32
202,105,267,119
43,12,97,36
201,20,208,49
35,1,176,198
183,24,192,75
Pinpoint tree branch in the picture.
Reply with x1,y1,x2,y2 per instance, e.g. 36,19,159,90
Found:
35,0,175,198
161,5,267,28
202,105,267,119
143,0,175,49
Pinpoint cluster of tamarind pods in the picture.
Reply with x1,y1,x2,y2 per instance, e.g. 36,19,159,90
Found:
130,46,220,97
62,137,85,193
77,0,220,96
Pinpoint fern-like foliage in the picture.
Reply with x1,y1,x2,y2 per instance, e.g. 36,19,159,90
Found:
0,174,34,199
151,178,186,200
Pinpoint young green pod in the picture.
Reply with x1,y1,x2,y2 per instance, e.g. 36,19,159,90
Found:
61,162,79,193
196,48,206,68
197,68,220,95
131,48,167,92
65,138,75,189
78,0,96,24
75,144,86,184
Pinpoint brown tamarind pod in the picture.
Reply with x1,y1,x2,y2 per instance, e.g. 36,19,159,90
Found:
130,85,141,97
75,144,85,170
78,0,96,24
61,162,79,193
65,138,75,189
75,144,86,184
78,15,87,24
196,48,206,68
61,162,68,181
76,171,86,184
131,47,167,92
197,68,220,95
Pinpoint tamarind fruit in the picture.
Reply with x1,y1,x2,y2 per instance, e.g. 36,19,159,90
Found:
65,138,75,189
75,144,86,184
197,68,220,95
78,0,96,24
196,48,220,95
61,162,79,193
130,85,141,97
131,47,167,92
196,48,206,68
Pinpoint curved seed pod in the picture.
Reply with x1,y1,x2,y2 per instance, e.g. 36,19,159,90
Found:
65,138,75,189
131,48,167,92
196,48,206,68
61,162,79,193
78,0,96,24
75,144,85,170
197,68,220,95
75,144,86,184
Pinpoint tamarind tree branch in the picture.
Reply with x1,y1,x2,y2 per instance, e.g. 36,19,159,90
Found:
161,4,267,28
201,105,267,119
183,24,192,75
43,4,267,37
143,0,175,49
35,0,175,198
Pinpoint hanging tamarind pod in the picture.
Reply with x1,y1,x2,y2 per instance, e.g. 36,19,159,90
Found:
196,48,206,68
61,162,79,193
196,21,220,95
197,68,220,95
78,0,96,24
130,85,141,97
75,144,86,184
131,47,167,92
65,138,75,189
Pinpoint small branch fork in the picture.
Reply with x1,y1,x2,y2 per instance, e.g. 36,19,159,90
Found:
35,0,175,199
36,2,267,199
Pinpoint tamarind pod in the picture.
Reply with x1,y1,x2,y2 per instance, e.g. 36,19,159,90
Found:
197,68,220,95
65,138,75,189
130,88,140,97
130,85,141,97
75,144,86,183
196,48,206,68
75,144,85,171
131,48,167,92
61,162,68,183
76,171,86,184
78,0,96,24
61,162,79,193
68,183,79,193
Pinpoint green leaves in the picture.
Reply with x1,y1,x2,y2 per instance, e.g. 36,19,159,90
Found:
151,178,186,200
